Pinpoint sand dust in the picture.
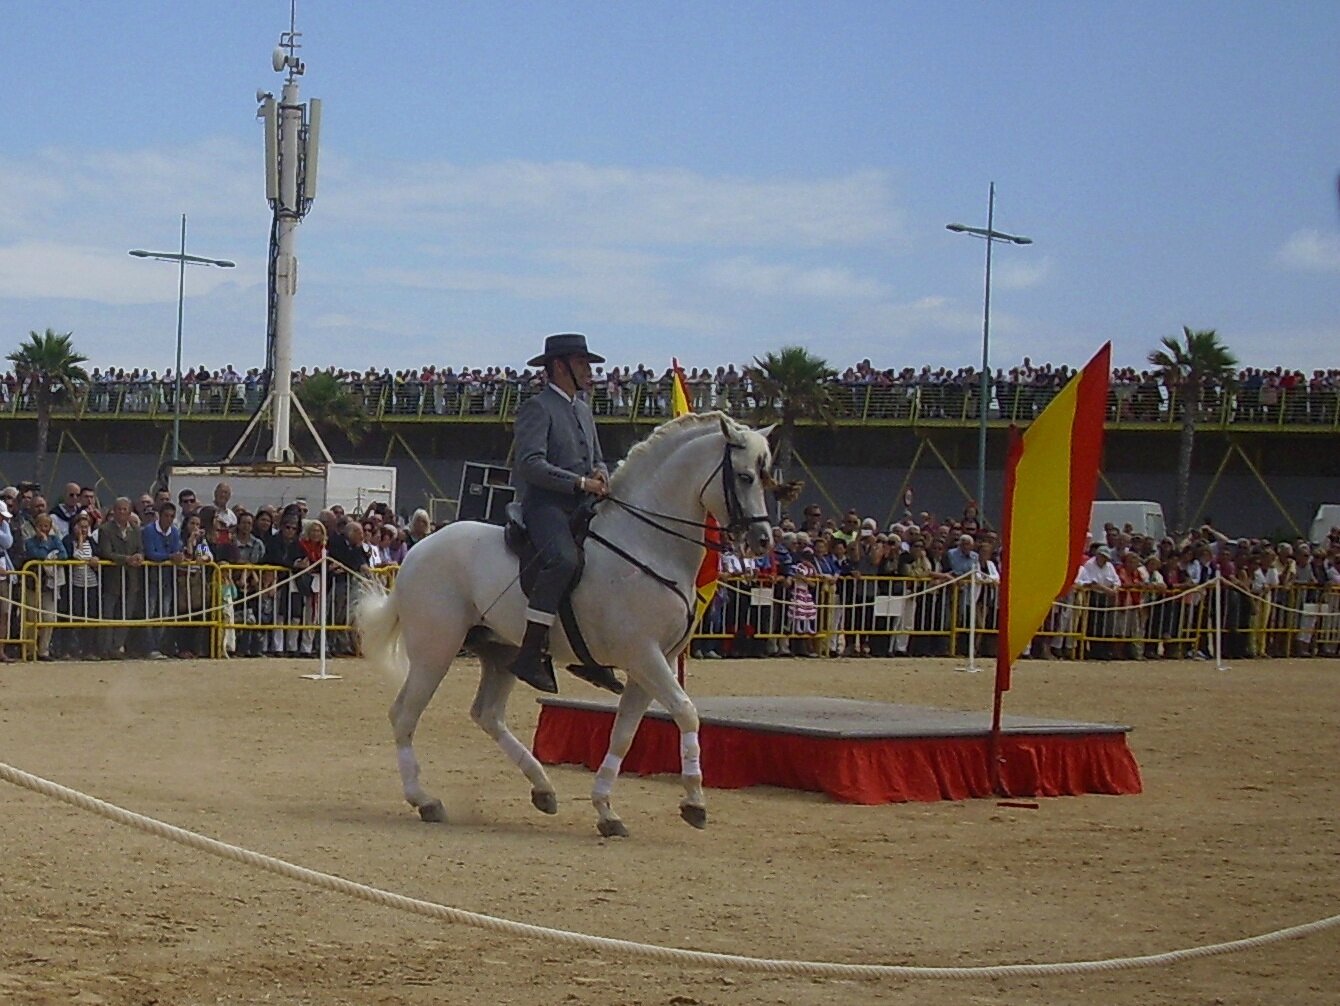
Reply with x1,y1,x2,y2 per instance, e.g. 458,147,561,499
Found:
1,653,1336,1005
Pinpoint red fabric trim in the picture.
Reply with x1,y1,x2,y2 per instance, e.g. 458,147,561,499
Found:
1067,343,1111,575
532,707,1142,805
995,425,1026,692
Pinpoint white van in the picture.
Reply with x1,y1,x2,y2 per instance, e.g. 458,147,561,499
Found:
1089,500,1166,546
1310,505,1340,546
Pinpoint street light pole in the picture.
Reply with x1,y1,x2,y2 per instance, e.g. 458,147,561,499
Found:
129,214,235,462
947,183,1032,519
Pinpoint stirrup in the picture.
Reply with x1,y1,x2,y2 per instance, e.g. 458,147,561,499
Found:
565,663,624,695
509,650,558,694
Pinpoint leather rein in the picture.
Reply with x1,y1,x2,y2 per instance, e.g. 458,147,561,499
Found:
584,439,770,635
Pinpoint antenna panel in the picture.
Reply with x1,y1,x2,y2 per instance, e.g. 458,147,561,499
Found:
261,99,279,202
303,97,322,202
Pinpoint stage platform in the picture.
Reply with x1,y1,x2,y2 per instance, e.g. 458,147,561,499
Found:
531,695,1142,804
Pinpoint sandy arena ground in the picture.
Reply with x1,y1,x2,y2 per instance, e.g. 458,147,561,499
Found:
0,651,1336,1005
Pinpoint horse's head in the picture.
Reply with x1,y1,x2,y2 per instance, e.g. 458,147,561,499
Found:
708,416,774,557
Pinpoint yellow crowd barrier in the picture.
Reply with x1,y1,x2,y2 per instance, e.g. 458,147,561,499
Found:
10,558,399,662
7,560,1338,664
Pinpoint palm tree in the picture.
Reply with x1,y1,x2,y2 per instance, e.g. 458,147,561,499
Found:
7,329,89,482
745,346,837,482
294,370,369,449
1147,327,1238,532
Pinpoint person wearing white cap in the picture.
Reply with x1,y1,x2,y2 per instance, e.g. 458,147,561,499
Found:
1077,545,1121,659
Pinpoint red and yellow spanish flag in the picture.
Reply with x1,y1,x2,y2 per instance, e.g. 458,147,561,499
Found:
996,343,1110,691
671,359,723,626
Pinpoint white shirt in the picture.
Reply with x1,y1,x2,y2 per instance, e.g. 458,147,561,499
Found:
1077,557,1121,590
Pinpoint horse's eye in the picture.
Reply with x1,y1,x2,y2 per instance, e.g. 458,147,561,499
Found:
739,472,755,485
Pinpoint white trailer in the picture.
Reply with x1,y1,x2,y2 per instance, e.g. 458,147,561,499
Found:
168,462,396,518
1088,500,1166,545
1310,504,1340,546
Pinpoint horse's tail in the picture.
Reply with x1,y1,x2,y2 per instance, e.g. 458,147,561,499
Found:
356,581,408,683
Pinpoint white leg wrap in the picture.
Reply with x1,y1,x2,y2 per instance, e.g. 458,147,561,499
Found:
396,746,418,783
498,733,530,767
680,730,702,778
592,753,622,799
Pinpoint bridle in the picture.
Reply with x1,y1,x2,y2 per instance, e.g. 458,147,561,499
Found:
601,437,770,551
585,431,771,644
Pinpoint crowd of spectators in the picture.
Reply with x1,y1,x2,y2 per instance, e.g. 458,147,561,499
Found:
3,475,1337,666
8,360,1340,425
0,479,429,663
688,501,1340,663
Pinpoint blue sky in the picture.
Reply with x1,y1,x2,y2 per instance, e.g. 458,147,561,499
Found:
1,2,1336,375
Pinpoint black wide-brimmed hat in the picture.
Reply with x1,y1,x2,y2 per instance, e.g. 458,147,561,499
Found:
527,332,606,367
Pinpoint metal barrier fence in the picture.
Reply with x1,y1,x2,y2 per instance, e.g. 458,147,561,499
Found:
687,575,1340,661
3,558,398,662
4,562,1337,663
14,377,1340,429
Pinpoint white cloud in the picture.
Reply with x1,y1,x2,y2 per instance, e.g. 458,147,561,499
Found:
706,257,887,299
1275,229,1340,272
0,241,243,304
991,256,1052,291
321,160,901,249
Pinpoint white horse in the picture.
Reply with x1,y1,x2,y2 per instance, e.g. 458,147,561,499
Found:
358,412,774,837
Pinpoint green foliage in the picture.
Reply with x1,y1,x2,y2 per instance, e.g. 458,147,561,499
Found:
7,328,89,389
1146,326,1238,531
1147,326,1239,388
8,328,90,480
295,370,370,446
745,345,837,483
746,346,838,427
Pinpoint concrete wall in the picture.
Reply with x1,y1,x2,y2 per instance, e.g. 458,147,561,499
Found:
7,446,1333,542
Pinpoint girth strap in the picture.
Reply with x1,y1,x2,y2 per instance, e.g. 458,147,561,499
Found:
586,529,696,635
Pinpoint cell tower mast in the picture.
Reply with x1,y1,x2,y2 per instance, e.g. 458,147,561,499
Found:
256,2,321,462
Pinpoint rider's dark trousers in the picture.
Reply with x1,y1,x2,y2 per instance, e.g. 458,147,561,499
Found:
523,500,580,622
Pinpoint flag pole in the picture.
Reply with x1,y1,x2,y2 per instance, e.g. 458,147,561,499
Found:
989,661,1007,794
958,571,979,673
990,343,1111,799
1214,571,1229,672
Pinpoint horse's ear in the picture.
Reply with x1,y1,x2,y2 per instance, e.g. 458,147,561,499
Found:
755,423,777,443
719,415,746,446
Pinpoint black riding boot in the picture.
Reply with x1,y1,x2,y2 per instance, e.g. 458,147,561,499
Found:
566,662,625,695
509,620,558,694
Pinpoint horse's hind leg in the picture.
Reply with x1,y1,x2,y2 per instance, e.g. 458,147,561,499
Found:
591,678,654,838
390,660,453,823
471,643,559,815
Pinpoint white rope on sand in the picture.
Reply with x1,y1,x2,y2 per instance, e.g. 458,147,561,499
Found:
1,760,1336,980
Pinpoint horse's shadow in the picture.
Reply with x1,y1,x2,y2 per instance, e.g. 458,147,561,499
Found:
277,798,636,844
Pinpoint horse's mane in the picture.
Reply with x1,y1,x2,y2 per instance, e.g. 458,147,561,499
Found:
610,411,738,489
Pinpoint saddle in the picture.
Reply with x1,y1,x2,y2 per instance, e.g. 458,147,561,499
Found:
504,501,623,694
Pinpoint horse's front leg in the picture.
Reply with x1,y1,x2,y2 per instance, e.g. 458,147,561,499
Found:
629,653,707,830
592,679,654,838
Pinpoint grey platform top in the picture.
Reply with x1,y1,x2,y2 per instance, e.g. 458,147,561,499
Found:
538,695,1131,740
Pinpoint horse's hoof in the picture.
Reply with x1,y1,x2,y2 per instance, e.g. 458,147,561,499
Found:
597,818,630,838
417,800,448,823
531,789,559,815
680,804,708,830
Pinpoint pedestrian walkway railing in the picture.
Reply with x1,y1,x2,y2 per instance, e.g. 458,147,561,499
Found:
8,379,1340,430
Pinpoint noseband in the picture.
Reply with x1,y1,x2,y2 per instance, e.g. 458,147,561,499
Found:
601,437,769,550
706,441,772,538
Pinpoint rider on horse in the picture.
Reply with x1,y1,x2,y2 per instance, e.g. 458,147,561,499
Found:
508,333,619,694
